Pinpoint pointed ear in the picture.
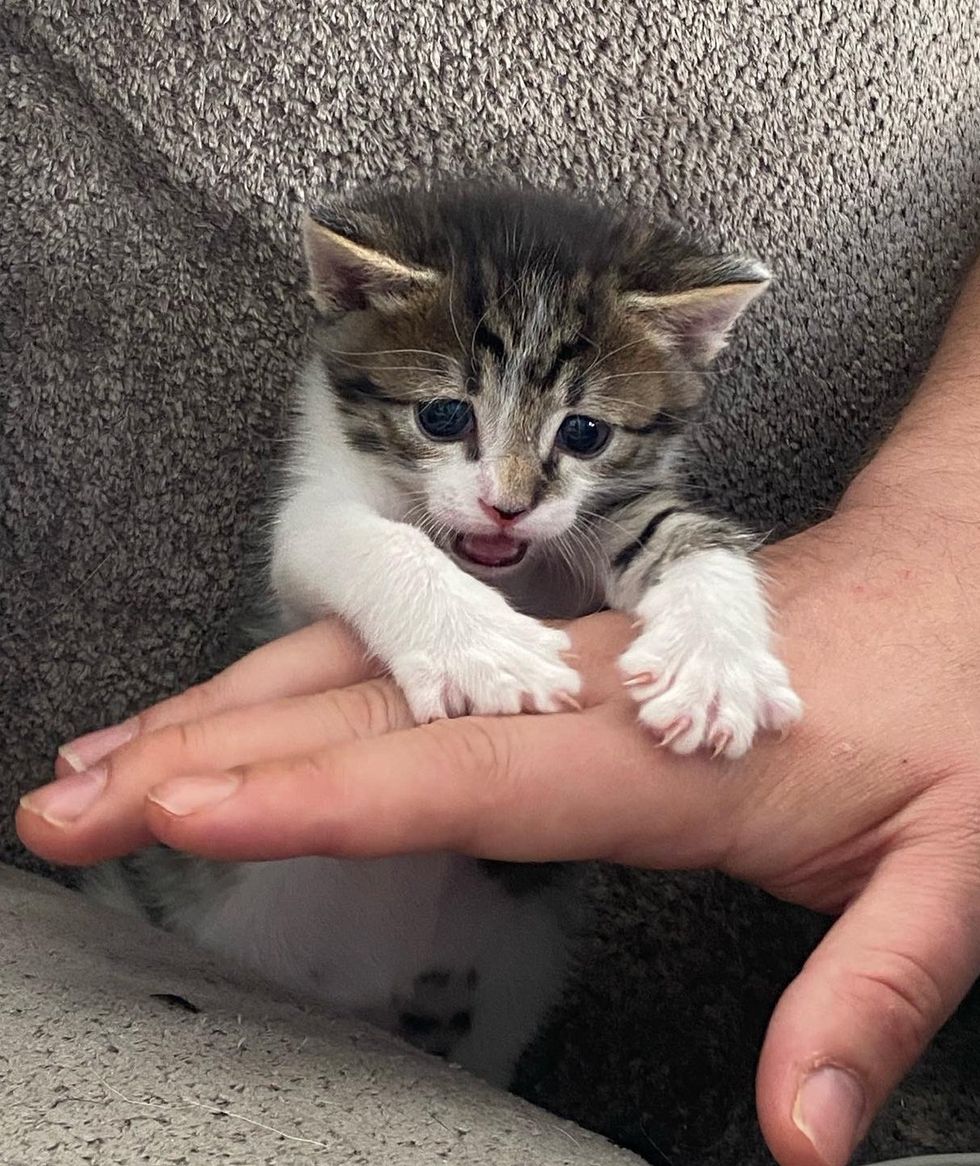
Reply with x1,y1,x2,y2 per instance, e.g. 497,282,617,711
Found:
623,261,771,365
302,212,440,317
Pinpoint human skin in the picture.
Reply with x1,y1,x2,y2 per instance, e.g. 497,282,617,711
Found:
18,258,980,1166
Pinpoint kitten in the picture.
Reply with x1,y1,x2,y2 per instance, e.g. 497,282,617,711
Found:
88,181,800,1086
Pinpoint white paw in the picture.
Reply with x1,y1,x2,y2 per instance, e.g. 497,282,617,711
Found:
620,629,801,759
619,552,802,759
390,609,581,722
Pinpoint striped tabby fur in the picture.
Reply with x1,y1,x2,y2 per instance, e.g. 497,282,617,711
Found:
90,181,800,1088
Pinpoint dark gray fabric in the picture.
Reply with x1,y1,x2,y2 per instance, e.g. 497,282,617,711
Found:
2,2,979,1162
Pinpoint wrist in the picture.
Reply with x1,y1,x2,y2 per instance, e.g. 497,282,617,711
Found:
839,256,980,524
839,418,980,528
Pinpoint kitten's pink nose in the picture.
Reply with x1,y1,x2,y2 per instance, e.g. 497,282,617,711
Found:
478,499,529,526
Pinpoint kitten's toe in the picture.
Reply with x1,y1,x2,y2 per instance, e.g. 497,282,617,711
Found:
391,618,580,722
404,684,451,724
638,691,711,755
390,653,454,722
654,715,697,751
521,660,582,715
620,629,800,759
475,621,580,716
709,728,733,759
759,679,804,733
703,702,757,759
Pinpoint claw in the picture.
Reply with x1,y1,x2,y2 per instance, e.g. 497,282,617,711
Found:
622,671,655,689
556,691,583,712
630,619,645,632
656,716,692,748
710,730,732,759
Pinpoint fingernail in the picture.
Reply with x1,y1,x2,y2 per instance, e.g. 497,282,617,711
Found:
20,766,108,826
59,719,138,773
148,775,241,816
793,1065,865,1166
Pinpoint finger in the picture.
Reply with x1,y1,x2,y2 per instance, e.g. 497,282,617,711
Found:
757,838,980,1166
140,705,730,866
55,619,376,776
18,677,410,866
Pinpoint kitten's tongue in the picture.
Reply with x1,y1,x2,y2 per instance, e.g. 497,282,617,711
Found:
456,532,528,568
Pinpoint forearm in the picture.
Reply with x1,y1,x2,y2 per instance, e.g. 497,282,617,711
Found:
272,498,455,642
842,254,980,518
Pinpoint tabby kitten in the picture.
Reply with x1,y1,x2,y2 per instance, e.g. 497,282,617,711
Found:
90,182,800,1086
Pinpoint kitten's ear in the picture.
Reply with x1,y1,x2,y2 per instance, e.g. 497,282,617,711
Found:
623,259,771,365
302,211,440,317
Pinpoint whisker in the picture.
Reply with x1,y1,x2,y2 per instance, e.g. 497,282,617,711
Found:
469,306,492,369
564,525,603,595
558,534,589,596
571,519,606,565
321,344,452,363
554,519,602,597
582,396,700,421
401,499,457,553
468,276,521,368
595,368,724,380
551,531,585,595
579,508,639,543
447,256,467,353
584,336,648,375
562,392,701,430
330,365,452,377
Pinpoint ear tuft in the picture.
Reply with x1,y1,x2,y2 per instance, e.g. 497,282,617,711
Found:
624,258,771,365
302,211,439,318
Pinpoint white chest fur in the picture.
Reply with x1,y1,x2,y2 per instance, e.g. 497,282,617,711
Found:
174,853,570,1087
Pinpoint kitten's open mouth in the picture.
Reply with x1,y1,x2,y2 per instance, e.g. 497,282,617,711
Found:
454,532,529,569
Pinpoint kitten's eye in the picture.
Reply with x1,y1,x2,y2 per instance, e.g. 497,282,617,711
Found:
416,398,475,441
556,414,611,458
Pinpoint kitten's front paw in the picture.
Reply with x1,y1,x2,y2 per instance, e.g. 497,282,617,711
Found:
390,612,580,722
619,602,802,760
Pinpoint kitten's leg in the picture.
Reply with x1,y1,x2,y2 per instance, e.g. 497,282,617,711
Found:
603,495,802,759
447,890,570,1088
272,495,579,721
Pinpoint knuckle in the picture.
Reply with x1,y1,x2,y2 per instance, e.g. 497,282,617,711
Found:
297,751,363,856
137,676,224,734
165,718,202,758
129,719,205,772
846,948,946,1063
335,680,406,738
428,718,517,812
287,751,334,789
449,719,506,777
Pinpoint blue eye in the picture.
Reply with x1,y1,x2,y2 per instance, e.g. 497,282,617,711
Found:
556,414,611,457
416,398,474,441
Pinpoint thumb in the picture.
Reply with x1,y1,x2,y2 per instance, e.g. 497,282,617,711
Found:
756,844,980,1166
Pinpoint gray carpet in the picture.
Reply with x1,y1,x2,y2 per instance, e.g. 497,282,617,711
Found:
0,864,639,1165
3,2,979,1162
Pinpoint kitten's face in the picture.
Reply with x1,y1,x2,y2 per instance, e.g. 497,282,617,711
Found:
319,274,700,574
305,183,768,575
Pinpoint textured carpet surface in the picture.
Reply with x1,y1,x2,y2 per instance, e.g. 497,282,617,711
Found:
0,864,637,1165
2,1,979,1162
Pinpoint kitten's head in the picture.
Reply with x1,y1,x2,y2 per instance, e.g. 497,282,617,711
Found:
303,182,768,573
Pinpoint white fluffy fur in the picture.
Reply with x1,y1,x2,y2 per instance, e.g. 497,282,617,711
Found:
173,854,569,1087
123,359,592,1088
272,362,588,719
619,548,802,758
112,348,799,1087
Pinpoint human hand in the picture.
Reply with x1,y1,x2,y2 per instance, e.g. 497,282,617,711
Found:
18,494,980,1166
